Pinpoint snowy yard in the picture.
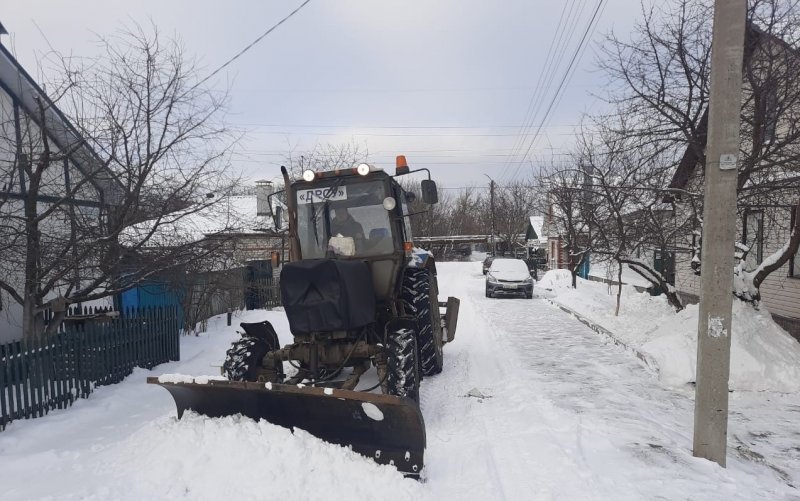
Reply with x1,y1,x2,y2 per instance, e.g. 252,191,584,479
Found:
1,262,799,500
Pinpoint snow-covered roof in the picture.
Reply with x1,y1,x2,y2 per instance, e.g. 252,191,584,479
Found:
121,195,281,248
528,216,544,240
0,42,122,200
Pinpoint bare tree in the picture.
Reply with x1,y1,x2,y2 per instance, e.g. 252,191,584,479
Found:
282,140,369,179
0,23,239,339
575,123,689,312
537,165,593,288
491,180,538,254
597,0,800,306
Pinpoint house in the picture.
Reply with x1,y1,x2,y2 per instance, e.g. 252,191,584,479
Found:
524,216,545,252
667,24,800,338
119,180,287,327
0,27,119,342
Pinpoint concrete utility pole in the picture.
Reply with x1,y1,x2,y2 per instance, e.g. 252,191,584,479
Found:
485,174,496,256
693,0,746,467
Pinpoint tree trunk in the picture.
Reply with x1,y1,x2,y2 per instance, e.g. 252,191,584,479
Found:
623,259,685,312
752,202,800,291
615,259,623,316
23,187,42,340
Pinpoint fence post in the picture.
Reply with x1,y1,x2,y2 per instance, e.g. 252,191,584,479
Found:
0,343,8,428
13,339,28,420
30,335,44,418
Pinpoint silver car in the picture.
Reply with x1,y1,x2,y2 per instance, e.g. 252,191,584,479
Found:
485,258,534,299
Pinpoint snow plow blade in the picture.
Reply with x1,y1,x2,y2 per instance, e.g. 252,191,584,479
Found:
148,378,426,476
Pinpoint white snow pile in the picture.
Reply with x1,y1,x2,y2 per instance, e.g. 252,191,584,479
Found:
24,412,419,501
540,270,800,393
157,374,227,384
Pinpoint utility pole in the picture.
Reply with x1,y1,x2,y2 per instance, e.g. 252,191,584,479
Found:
485,174,496,256
693,0,746,467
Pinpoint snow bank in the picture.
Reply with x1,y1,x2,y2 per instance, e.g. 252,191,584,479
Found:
54,412,420,501
547,276,800,392
157,374,227,384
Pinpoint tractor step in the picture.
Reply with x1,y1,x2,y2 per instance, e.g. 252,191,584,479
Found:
148,377,426,477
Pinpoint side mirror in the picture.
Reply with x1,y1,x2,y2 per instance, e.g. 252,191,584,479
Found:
421,180,438,204
273,206,283,230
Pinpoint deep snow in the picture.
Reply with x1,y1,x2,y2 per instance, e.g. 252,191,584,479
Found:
1,262,798,500
538,268,800,393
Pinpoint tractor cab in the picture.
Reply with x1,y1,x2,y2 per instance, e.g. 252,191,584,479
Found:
275,160,437,300
293,171,405,260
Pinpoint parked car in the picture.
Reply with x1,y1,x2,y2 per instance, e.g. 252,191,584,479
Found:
485,258,534,299
482,255,496,275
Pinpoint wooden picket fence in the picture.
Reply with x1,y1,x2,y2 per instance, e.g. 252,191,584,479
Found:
0,306,180,431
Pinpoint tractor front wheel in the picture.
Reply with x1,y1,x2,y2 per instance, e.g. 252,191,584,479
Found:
222,336,269,382
402,268,444,376
386,326,421,402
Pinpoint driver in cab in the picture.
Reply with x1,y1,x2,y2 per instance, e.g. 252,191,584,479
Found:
330,208,364,240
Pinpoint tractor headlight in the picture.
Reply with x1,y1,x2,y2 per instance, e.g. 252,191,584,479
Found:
383,197,396,210
356,163,371,176
302,169,315,182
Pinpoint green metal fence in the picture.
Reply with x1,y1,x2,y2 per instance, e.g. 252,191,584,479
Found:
0,306,180,431
246,276,282,310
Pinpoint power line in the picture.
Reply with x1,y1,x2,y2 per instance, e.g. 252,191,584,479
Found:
502,0,585,182
505,0,606,182
229,122,581,130
501,0,585,182
226,130,578,138
191,0,313,91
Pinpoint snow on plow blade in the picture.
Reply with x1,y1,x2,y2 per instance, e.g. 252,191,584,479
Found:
147,378,426,476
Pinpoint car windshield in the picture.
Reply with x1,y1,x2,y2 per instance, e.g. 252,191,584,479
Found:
489,259,530,277
295,179,395,259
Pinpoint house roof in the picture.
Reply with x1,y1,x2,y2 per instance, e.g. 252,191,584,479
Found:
667,23,794,194
527,215,545,241
121,194,282,248
0,42,122,201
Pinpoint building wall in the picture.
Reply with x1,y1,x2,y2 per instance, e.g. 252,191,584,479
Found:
547,237,568,269
673,171,800,323
0,74,105,342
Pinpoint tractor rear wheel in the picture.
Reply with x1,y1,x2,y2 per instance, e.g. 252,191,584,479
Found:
222,336,269,382
402,268,444,376
386,326,420,402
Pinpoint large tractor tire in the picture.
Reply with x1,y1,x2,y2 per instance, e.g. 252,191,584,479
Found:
386,326,421,402
402,268,444,376
222,336,269,382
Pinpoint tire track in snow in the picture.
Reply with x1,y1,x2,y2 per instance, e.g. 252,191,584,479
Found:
422,262,797,500
421,263,608,500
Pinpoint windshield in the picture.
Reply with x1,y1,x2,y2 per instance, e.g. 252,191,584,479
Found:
295,179,395,259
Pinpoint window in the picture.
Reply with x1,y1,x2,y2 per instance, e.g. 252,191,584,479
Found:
791,205,798,278
295,179,394,259
742,210,763,271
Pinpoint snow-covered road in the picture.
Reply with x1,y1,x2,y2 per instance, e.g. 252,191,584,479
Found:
425,262,796,500
1,262,797,500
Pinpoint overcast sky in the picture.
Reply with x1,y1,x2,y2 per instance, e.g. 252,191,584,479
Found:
2,0,640,189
